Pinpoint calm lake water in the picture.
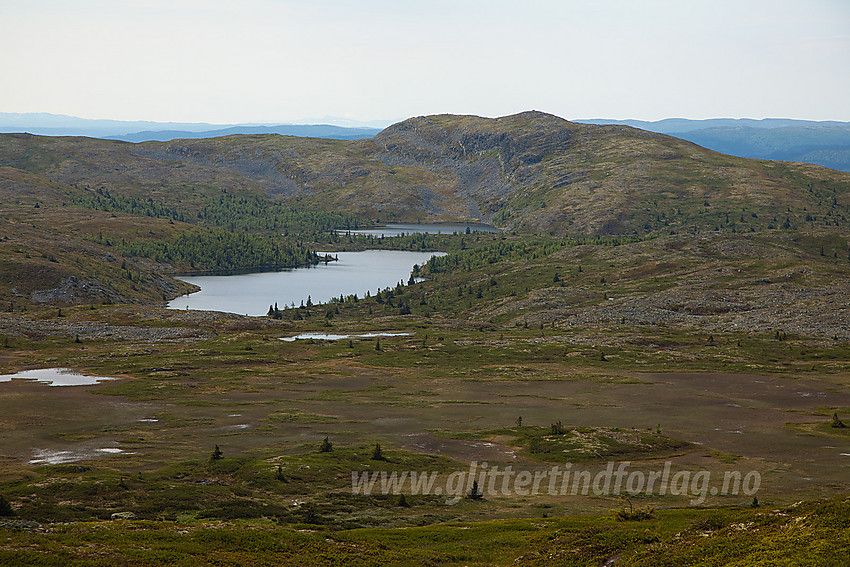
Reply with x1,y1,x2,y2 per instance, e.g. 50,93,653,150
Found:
339,222,499,237
168,249,444,316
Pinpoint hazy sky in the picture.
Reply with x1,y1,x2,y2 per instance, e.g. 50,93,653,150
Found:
1,0,848,124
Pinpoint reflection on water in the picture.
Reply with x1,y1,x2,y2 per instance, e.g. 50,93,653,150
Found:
29,447,131,465
280,332,411,342
0,368,116,387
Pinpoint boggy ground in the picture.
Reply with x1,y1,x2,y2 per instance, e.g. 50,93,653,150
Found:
1,304,849,524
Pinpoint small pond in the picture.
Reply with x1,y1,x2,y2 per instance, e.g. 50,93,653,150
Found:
0,368,117,387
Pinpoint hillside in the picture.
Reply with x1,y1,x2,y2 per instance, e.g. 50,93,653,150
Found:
368,112,850,233
2,111,850,237
2,110,850,311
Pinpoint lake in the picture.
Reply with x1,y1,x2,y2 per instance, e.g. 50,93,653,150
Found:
168,249,444,316
339,222,499,237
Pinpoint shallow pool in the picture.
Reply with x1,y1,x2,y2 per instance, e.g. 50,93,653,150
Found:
0,368,117,387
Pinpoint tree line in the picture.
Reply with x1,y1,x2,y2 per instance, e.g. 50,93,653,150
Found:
70,188,363,236
97,228,319,272
423,235,641,275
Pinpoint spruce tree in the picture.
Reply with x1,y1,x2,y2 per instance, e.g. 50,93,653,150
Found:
370,443,387,461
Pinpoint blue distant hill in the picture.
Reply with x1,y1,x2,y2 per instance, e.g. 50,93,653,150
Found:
3,113,849,171
577,118,850,172
106,124,381,142
0,113,381,142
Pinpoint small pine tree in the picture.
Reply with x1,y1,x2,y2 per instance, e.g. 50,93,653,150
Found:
751,496,759,508
375,340,381,351
276,465,287,482
396,493,410,507
370,443,387,461
320,436,333,452
832,412,846,428
211,445,223,461
467,480,483,500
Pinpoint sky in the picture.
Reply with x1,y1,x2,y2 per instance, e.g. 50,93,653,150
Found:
1,0,848,124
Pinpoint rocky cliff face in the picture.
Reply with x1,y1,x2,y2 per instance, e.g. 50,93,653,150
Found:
369,112,579,223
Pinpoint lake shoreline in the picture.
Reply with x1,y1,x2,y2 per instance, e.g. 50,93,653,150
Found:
167,249,445,316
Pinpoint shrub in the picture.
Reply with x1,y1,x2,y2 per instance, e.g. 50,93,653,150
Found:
612,497,654,521
0,496,14,517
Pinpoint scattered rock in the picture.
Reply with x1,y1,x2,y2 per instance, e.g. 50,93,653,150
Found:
0,519,42,530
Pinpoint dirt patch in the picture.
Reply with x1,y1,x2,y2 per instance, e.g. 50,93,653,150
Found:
402,432,517,463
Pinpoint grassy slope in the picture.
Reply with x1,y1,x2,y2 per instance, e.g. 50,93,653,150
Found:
0,167,198,305
1,497,848,565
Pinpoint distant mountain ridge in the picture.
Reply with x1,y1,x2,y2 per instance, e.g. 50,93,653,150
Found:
0,113,381,142
105,124,381,142
4,113,849,170
577,118,850,172
2,111,849,237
